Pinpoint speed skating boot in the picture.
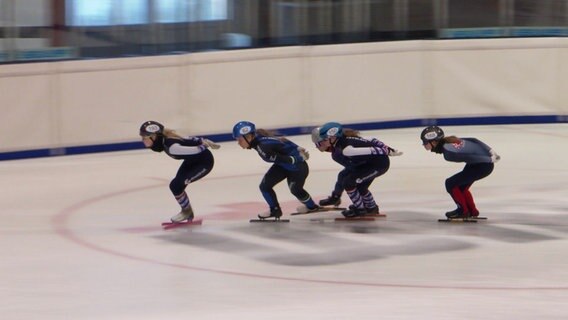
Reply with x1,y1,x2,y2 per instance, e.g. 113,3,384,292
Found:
171,206,194,223
445,207,467,219
319,194,341,207
364,206,379,215
342,205,366,218
258,207,283,219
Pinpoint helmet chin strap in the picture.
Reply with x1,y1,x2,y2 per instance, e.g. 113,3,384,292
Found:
329,136,338,148
430,140,444,153
150,134,165,152
244,134,254,149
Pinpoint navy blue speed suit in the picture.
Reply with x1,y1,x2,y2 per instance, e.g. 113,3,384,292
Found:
331,136,390,195
150,135,214,195
249,135,314,210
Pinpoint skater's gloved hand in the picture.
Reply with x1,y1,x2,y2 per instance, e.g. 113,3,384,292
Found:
387,147,403,157
201,138,221,150
490,149,500,163
298,147,310,161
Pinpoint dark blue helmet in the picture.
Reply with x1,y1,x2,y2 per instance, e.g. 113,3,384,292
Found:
232,121,256,139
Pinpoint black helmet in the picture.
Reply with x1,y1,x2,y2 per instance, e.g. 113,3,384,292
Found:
420,126,444,145
139,121,164,136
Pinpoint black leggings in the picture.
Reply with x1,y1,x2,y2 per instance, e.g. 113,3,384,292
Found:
259,162,310,208
341,157,390,193
445,162,494,193
169,151,215,195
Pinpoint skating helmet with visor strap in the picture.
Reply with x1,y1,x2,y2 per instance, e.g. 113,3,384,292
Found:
139,121,164,137
232,121,256,139
420,126,444,145
318,122,343,140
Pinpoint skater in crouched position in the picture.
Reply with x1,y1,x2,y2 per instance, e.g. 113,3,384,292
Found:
420,126,500,219
232,121,319,219
311,127,347,207
314,122,402,218
139,121,220,223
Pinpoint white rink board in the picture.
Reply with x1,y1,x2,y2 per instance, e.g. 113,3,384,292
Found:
1,38,567,152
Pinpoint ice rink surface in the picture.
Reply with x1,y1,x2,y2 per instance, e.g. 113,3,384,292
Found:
1,124,567,320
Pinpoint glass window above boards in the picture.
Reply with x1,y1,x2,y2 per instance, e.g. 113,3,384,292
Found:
154,0,229,23
65,0,229,26
66,0,149,26
1,0,568,64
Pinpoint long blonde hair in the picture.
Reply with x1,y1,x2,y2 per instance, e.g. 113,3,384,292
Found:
441,136,461,144
163,128,184,139
342,128,360,137
256,128,288,142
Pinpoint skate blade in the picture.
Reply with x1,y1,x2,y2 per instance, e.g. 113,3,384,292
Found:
162,219,203,229
290,207,346,216
335,217,376,222
438,218,477,223
364,213,387,218
250,218,290,223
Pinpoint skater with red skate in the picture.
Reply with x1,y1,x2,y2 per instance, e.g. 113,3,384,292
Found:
420,125,500,221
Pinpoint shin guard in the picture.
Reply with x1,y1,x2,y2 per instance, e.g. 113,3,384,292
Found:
462,187,479,216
